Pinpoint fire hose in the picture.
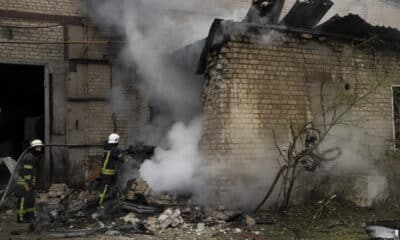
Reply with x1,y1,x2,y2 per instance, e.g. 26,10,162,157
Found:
0,147,30,208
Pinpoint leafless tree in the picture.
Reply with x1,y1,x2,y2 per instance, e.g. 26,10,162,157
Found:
255,48,389,212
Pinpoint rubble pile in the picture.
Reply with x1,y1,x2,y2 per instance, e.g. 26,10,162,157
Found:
120,212,141,224
180,205,241,226
147,193,178,206
48,184,69,198
37,184,70,213
245,215,256,227
65,191,98,217
37,184,97,218
31,176,261,238
124,178,152,201
148,208,185,229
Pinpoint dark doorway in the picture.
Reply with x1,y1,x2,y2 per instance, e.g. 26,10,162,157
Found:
0,63,44,186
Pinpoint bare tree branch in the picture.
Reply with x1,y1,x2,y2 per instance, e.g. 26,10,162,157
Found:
273,129,288,163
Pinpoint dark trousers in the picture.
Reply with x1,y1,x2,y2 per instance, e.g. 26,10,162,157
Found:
98,174,116,208
15,186,36,223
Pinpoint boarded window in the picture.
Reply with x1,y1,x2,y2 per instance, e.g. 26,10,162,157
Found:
393,87,400,148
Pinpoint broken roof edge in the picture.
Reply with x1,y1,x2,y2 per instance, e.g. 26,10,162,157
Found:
196,19,225,75
196,15,400,74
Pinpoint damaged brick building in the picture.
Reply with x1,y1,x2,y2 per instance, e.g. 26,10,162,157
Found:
0,0,144,188
0,1,257,189
2,0,400,208
197,0,400,207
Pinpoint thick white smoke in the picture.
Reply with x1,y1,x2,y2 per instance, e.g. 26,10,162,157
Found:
88,0,247,194
140,117,202,193
313,126,390,206
89,0,249,129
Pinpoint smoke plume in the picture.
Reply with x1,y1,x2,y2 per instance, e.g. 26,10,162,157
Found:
88,0,395,208
87,0,247,194
140,117,202,193
314,126,390,206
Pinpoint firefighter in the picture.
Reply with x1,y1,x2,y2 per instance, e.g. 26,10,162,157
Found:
16,139,43,223
98,133,123,208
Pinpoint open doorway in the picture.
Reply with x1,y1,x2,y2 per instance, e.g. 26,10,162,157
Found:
0,63,44,186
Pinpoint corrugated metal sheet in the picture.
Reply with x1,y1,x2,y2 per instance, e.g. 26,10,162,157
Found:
317,14,400,48
280,0,333,28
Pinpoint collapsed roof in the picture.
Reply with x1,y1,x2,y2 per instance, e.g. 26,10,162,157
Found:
196,0,400,74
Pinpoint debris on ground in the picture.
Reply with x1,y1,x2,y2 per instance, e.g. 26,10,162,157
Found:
125,178,152,201
41,220,152,238
147,193,178,206
121,212,141,224
196,222,206,232
4,196,400,239
37,184,98,219
365,220,400,240
233,228,242,234
2,172,253,239
119,201,161,214
203,206,241,224
0,150,255,239
48,184,69,198
245,215,256,227
154,208,184,229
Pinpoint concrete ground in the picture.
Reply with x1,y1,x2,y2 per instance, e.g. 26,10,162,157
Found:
2,199,399,240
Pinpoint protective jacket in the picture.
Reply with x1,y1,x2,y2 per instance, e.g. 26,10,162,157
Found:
101,144,122,176
16,151,39,223
98,144,122,208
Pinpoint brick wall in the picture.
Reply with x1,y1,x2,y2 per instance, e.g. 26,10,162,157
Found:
0,1,123,186
0,16,68,185
0,19,64,62
0,0,83,16
201,31,400,207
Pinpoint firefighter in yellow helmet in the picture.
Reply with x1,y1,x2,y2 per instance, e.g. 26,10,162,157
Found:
16,139,43,223
98,133,123,208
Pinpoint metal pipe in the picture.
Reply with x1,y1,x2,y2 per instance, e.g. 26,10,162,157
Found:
0,40,125,45
43,144,103,148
